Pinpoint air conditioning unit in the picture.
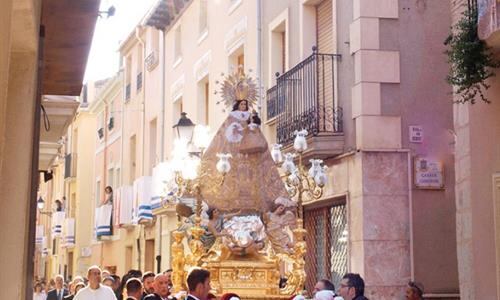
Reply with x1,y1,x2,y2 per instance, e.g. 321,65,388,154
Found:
145,51,159,71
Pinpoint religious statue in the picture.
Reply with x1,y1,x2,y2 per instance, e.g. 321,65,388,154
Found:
170,68,312,298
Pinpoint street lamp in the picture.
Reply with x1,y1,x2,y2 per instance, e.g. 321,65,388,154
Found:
173,112,196,143
37,197,52,216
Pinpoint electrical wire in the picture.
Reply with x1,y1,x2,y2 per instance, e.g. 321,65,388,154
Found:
41,104,51,131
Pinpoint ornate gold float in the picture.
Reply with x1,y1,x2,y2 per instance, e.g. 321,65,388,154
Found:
162,69,328,299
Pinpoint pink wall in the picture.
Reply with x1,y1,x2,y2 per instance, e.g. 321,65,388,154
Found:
379,0,459,294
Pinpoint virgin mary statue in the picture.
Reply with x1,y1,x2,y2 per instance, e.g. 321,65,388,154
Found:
198,70,290,214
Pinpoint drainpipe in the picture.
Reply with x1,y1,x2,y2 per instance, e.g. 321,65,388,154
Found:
157,28,166,272
135,26,146,271
257,0,263,114
135,27,146,177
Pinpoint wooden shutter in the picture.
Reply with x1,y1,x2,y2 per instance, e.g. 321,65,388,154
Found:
316,0,333,54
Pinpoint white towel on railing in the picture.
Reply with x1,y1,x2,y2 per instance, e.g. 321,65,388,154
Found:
151,163,170,210
36,225,44,245
42,236,48,257
64,218,75,246
95,204,113,237
118,185,134,225
134,176,153,222
51,211,65,237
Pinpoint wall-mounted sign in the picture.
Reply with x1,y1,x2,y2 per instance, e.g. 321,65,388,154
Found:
414,157,444,189
409,125,423,143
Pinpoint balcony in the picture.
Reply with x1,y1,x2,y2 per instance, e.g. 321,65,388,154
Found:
125,83,131,101
136,72,143,91
64,153,77,179
266,48,344,159
145,51,159,71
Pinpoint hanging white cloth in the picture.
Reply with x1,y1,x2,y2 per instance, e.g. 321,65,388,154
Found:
51,211,65,237
95,204,113,237
118,185,134,225
36,225,44,245
64,218,75,246
134,176,153,223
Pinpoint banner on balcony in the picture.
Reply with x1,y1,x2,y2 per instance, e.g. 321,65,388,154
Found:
151,162,171,210
95,204,113,237
64,218,75,246
134,176,153,223
42,236,49,257
51,211,65,237
118,185,134,225
36,225,44,245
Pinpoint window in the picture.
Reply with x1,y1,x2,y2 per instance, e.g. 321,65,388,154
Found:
174,26,182,62
95,179,101,207
228,46,244,73
115,168,121,189
137,47,143,91
149,119,158,175
107,168,114,192
173,98,184,138
199,0,208,35
197,78,210,125
97,113,104,140
125,56,132,101
129,135,137,184
304,202,348,292
108,101,115,131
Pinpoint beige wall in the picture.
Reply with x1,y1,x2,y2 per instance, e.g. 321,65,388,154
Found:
0,0,41,299
451,0,500,299
162,0,259,157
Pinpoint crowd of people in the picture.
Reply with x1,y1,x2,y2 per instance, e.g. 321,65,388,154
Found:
33,267,425,300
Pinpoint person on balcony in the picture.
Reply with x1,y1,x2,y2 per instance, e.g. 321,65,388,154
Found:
102,186,113,206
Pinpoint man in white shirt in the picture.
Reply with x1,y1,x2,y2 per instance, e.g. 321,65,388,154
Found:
74,266,117,300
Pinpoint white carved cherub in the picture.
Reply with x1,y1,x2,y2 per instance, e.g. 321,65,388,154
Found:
271,143,283,163
308,159,323,178
281,153,297,174
216,153,232,173
293,129,308,152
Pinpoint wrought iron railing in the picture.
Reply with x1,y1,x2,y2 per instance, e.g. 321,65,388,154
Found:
125,83,131,101
136,72,143,91
267,47,343,145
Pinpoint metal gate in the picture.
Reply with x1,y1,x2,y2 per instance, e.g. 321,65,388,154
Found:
304,202,348,293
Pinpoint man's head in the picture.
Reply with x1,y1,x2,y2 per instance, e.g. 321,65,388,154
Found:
102,277,114,287
153,274,170,297
187,268,211,299
102,270,111,279
87,266,102,288
337,273,364,300
111,274,121,292
163,269,173,285
126,278,143,299
142,272,155,294
406,281,424,300
313,279,335,295
55,275,64,289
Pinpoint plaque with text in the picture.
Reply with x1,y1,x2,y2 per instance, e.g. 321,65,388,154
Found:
414,157,444,189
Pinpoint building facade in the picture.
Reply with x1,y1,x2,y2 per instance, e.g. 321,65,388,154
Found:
260,0,459,298
453,0,500,298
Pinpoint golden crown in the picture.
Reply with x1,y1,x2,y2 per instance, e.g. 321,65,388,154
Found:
215,66,259,110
